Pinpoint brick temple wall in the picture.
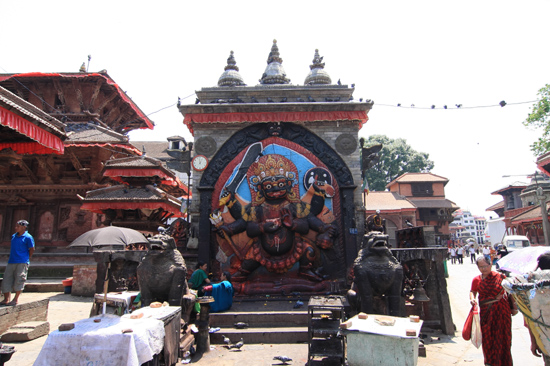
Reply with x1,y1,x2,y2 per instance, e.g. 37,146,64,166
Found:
72,264,97,297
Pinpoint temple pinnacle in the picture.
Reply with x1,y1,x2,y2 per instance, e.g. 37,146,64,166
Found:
304,49,331,85
218,50,246,87
260,39,290,85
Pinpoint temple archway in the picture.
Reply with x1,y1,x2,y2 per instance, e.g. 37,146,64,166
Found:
197,122,356,294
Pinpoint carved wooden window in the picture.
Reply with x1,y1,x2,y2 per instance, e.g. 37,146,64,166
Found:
411,183,433,196
62,162,79,179
38,211,54,241
54,94,64,109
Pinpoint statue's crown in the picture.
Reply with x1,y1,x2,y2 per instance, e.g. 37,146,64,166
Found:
252,154,295,180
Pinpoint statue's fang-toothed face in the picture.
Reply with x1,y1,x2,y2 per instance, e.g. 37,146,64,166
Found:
260,175,291,200
365,234,391,254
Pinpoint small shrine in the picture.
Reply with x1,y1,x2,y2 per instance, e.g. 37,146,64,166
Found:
179,40,373,295
79,155,188,233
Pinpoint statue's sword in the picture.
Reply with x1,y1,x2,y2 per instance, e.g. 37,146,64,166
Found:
224,142,263,194
214,142,263,259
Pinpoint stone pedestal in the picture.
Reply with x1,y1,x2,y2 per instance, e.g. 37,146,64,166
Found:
195,297,215,353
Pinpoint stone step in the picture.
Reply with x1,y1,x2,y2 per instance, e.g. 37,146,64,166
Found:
0,253,95,266
206,300,338,344
0,321,50,342
210,326,308,344
208,307,333,344
24,280,64,293
210,310,309,328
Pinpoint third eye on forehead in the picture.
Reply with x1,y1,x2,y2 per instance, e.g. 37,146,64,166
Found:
263,178,287,187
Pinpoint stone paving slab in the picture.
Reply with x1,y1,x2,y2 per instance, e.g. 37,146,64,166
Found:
1,263,546,366
1,321,50,342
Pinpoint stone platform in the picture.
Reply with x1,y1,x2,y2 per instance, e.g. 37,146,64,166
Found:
0,299,49,335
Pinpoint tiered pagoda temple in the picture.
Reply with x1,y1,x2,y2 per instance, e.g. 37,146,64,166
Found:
0,71,186,247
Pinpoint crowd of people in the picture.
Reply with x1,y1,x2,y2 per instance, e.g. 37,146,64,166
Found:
448,242,510,265
448,242,475,264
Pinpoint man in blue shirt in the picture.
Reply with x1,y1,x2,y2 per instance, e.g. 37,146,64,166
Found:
1,220,35,306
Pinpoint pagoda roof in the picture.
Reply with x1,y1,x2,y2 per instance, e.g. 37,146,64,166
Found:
409,198,459,209
66,122,128,143
131,141,169,159
79,184,184,217
0,72,154,133
64,122,142,155
509,202,550,224
537,152,550,177
386,172,449,189
486,200,505,212
0,86,66,134
104,155,164,168
102,156,188,195
491,181,528,195
364,191,416,212
0,86,66,154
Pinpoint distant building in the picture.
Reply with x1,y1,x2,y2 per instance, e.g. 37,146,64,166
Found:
486,172,550,245
450,209,486,244
131,136,191,182
366,172,459,245
363,191,417,247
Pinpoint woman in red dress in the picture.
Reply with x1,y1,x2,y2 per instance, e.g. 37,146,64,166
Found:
469,256,517,366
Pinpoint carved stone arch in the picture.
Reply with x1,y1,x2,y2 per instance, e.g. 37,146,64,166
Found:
196,122,359,276
200,122,354,187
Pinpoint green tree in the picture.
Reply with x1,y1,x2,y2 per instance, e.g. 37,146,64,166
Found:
363,135,434,191
524,84,550,155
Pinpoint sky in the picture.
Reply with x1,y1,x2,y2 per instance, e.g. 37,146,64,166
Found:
2,0,549,218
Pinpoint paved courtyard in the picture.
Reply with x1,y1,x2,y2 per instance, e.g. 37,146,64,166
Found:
2,261,543,365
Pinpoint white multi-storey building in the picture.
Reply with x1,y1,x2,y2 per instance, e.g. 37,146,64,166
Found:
451,210,487,244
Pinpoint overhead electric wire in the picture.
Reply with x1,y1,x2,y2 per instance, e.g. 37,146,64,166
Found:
375,100,538,110
0,63,545,156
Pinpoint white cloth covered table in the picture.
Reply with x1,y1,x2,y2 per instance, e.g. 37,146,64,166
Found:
94,291,140,309
34,313,165,366
346,314,423,338
92,291,140,316
344,315,424,366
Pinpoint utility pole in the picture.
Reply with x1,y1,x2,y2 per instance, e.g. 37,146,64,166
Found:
535,186,550,246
